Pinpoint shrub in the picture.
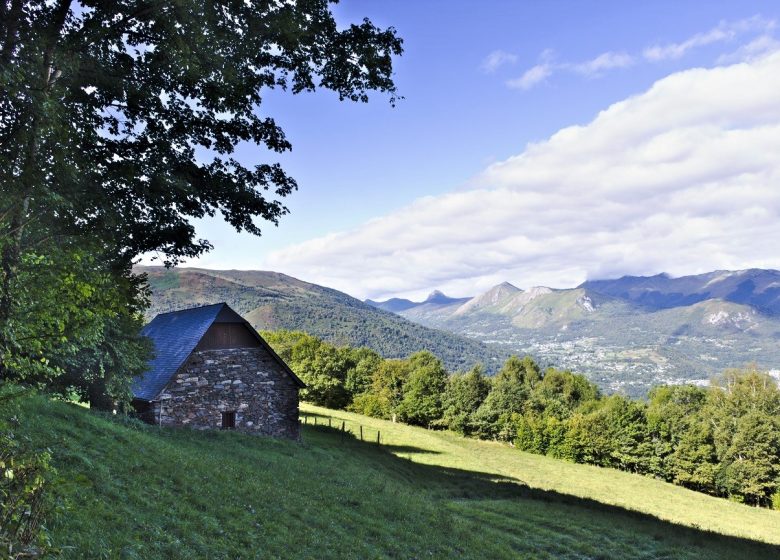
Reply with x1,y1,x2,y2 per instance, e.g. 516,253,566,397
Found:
0,390,53,558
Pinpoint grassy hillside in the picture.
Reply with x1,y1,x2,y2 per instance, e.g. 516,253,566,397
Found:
138,266,507,373
14,396,780,558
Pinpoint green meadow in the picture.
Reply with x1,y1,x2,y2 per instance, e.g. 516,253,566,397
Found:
13,396,780,559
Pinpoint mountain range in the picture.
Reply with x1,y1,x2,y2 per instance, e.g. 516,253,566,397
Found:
367,269,780,395
137,266,507,374
139,265,780,396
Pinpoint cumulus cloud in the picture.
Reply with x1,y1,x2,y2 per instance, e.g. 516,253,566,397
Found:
481,50,518,73
643,15,775,61
266,50,780,300
573,51,635,76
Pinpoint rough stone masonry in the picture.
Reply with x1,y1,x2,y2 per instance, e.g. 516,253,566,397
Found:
154,347,300,439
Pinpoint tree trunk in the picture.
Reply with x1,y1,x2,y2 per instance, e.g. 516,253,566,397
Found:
0,0,71,378
87,377,115,412
0,197,29,379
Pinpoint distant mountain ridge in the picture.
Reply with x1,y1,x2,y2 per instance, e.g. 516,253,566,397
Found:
369,269,780,396
364,297,418,313
580,269,780,315
137,266,508,374
366,290,471,313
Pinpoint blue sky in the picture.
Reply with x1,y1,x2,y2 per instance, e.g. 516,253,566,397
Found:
177,1,780,300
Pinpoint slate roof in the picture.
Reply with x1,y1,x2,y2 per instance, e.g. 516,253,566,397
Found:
132,302,304,401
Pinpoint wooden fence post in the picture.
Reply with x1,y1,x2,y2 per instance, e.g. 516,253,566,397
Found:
376,431,380,445
341,421,345,443
328,417,332,428
359,425,363,441
314,417,317,426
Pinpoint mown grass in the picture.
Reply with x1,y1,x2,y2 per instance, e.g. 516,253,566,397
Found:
11,396,780,559
300,403,780,546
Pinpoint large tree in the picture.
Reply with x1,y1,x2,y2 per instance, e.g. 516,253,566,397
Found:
441,364,490,435
398,350,447,428
0,0,402,377
473,356,534,441
1,234,151,403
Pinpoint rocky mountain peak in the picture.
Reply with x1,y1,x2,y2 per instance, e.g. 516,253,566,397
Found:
424,290,463,305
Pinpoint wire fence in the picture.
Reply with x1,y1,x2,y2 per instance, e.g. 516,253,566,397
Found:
299,414,382,445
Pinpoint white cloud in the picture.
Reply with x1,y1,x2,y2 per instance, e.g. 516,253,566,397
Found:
481,50,518,73
266,50,780,300
643,15,775,61
573,51,635,76
717,34,780,63
506,63,553,90
501,16,776,91
507,49,555,90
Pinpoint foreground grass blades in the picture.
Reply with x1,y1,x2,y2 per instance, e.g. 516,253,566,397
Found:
15,397,780,559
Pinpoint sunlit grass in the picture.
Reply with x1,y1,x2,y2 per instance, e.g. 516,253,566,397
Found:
11,396,780,559
301,402,780,546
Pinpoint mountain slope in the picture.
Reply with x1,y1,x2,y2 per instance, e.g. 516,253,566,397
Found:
377,273,780,395
581,269,780,314
138,266,507,373
399,285,632,332
453,281,521,316
14,395,780,557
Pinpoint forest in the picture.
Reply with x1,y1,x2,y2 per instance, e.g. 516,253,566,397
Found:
264,329,780,509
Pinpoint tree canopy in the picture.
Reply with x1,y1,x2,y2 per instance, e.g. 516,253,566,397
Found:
0,0,403,390
1,0,403,262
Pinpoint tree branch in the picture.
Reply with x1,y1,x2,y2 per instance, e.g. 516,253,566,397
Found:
0,0,23,64
42,0,73,88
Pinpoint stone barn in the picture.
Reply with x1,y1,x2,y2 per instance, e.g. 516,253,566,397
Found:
131,303,304,439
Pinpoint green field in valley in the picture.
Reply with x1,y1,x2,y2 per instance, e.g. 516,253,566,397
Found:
12,396,780,559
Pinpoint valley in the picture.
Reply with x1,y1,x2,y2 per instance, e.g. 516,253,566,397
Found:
369,270,780,396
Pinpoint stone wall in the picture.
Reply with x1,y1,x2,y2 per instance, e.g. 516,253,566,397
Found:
154,347,300,439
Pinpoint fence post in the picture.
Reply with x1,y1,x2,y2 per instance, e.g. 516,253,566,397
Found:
341,421,345,443
328,417,332,428
359,425,363,441
314,417,317,426
376,431,380,445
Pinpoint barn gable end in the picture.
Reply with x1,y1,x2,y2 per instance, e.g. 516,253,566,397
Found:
132,303,303,439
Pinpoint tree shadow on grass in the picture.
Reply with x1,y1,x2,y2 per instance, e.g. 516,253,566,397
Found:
303,424,780,559
380,443,442,455
299,411,332,421
305,424,443,454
